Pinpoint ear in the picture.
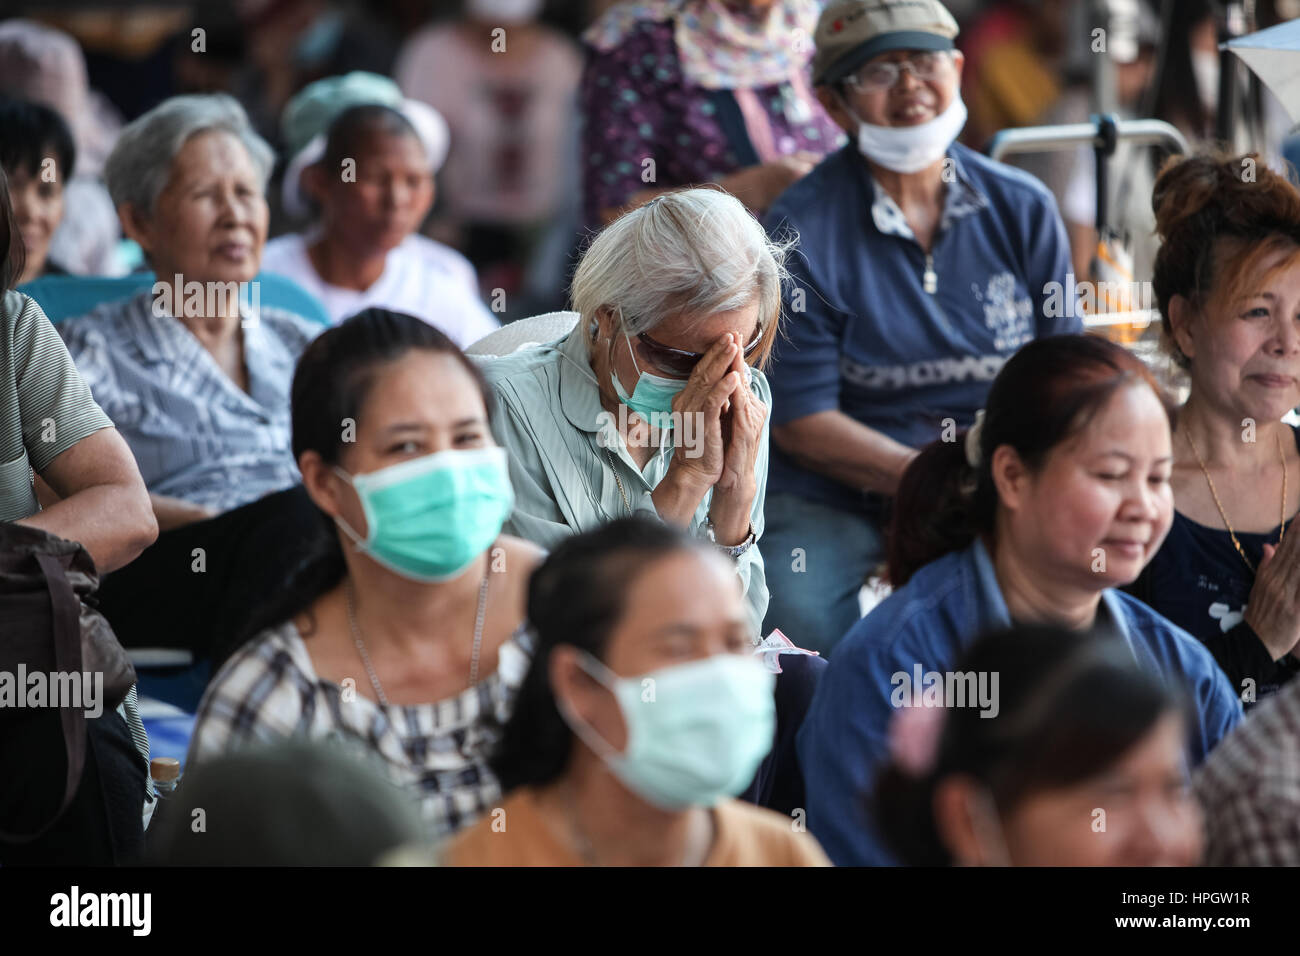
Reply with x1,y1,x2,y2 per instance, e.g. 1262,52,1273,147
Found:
1167,294,1198,363
299,449,347,520
549,644,598,724
949,48,965,84
932,775,989,866
300,163,330,206
989,443,1031,514
117,203,155,258
416,172,436,220
816,85,855,135
595,305,618,341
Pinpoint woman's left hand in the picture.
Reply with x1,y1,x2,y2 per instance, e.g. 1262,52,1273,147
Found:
710,333,765,543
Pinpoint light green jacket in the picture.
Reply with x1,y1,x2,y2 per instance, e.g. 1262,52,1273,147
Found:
479,324,770,635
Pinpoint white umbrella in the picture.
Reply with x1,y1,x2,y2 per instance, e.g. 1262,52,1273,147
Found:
1226,18,1300,124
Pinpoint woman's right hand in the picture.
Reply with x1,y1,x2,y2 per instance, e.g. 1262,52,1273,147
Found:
1243,527,1300,661
651,336,742,526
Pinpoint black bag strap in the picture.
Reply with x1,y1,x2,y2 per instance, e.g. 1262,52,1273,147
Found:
0,552,89,843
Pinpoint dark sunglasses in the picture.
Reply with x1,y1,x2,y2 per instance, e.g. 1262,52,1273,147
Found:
635,326,764,378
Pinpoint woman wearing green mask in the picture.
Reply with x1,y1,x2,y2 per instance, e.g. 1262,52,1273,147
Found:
187,308,543,841
482,186,790,639
442,516,830,866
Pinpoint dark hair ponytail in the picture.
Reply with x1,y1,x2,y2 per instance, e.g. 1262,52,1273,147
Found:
873,624,1183,866
491,517,715,792
887,334,1174,587
239,308,493,641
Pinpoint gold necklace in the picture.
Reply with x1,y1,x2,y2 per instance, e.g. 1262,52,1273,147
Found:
1184,428,1288,574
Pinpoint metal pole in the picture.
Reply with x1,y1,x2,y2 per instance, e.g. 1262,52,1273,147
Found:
987,118,1192,163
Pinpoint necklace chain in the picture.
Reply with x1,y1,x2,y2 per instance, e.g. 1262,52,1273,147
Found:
345,573,491,706
1184,428,1288,575
604,449,633,516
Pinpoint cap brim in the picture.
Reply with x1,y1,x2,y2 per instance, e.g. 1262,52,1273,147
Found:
818,31,954,85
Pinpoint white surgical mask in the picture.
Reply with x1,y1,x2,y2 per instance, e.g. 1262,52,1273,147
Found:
843,94,968,174
466,0,542,22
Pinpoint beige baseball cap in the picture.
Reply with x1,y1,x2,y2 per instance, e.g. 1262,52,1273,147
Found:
812,0,960,86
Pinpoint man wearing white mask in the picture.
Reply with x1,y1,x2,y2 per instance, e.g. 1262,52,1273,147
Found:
760,0,1076,657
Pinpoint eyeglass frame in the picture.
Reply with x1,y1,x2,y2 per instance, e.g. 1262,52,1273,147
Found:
633,325,765,378
842,50,953,93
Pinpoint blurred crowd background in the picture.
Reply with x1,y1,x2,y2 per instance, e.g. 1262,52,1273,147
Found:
6,0,1298,325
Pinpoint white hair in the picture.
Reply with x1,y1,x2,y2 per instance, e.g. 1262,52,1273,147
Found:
571,187,795,365
104,93,274,213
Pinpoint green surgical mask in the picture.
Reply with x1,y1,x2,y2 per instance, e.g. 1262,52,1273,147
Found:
334,447,514,582
612,330,685,432
558,650,776,810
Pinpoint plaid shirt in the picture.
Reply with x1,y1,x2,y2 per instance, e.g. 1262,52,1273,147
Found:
57,290,321,513
1195,677,1300,865
187,620,535,840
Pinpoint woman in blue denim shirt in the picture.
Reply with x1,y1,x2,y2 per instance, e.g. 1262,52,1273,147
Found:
797,334,1242,866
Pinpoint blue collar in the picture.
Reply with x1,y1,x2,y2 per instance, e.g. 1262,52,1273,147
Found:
967,537,1139,659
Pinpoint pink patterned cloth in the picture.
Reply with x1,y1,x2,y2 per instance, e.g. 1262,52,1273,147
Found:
580,5,843,223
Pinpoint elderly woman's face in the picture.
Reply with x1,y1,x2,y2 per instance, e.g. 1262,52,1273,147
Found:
1175,245,1300,426
129,129,267,285
832,49,963,130
309,131,433,255
998,384,1174,594
604,300,761,399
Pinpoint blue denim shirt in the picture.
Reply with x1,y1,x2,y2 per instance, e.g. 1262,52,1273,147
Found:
762,143,1077,514
797,538,1244,866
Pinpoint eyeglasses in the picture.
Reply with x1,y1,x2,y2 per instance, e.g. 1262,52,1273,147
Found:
844,51,950,92
634,326,764,378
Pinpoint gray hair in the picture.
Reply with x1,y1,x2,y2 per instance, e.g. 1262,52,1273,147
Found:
104,93,274,213
571,187,795,368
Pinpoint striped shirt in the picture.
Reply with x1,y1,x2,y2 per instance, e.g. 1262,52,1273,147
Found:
57,291,321,513
0,291,114,522
1195,677,1300,865
187,619,536,841
0,291,151,813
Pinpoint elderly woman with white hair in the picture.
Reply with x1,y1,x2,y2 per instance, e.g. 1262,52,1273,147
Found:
55,93,326,669
482,187,823,815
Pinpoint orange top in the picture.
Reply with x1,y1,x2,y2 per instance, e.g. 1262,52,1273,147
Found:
442,787,831,867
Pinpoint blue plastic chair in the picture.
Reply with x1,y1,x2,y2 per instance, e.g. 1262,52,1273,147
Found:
18,270,331,327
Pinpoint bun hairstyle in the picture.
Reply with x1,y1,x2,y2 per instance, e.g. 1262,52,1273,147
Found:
872,625,1183,867
1151,151,1300,368
887,335,1173,588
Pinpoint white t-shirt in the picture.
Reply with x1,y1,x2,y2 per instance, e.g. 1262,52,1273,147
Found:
260,232,500,348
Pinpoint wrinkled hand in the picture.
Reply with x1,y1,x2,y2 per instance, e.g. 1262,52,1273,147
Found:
1243,526,1300,661
715,333,766,497
666,335,743,493
709,333,765,546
